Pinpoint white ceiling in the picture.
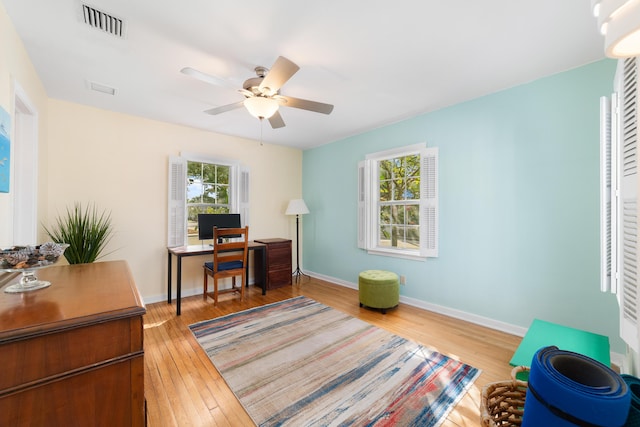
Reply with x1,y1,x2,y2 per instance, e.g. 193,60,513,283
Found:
2,0,605,150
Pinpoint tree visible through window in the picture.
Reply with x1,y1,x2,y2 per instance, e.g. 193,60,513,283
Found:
186,161,230,239
378,154,421,249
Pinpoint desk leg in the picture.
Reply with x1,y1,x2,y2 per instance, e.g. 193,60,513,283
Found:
167,251,172,304
177,256,182,316
260,246,266,295
245,253,250,288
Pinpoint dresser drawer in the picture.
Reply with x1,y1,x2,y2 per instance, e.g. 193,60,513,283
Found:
0,316,143,392
0,354,145,426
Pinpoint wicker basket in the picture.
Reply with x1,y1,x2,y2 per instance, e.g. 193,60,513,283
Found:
481,366,529,427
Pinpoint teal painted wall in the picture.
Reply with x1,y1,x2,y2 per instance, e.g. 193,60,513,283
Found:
302,59,625,353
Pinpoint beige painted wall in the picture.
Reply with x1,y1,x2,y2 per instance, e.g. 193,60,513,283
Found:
0,2,49,247
45,99,303,302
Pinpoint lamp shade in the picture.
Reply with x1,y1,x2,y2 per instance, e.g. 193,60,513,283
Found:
244,96,279,119
285,199,310,215
594,0,640,58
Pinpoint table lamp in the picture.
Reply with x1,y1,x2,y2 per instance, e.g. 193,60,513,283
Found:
285,198,310,282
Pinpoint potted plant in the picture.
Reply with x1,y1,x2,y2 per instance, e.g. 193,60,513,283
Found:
43,203,115,264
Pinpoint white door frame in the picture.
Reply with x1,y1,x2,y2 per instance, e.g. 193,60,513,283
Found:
12,82,39,244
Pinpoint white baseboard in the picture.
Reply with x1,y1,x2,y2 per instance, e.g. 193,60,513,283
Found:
143,279,258,306
306,270,627,367
611,351,627,373
307,270,527,337
144,287,202,305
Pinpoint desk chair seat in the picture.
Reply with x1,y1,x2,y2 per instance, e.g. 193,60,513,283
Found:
204,261,243,271
203,226,249,305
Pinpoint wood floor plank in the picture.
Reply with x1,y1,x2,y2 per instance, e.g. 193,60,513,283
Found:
144,277,522,426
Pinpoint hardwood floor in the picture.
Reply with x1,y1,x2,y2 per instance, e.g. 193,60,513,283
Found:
144,277,522,426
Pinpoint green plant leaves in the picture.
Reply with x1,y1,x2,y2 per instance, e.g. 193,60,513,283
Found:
43,203,114,264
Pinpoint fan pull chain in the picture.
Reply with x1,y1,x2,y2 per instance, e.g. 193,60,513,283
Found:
260,117,264,146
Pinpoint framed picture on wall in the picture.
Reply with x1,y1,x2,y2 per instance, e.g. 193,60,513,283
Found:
0,106,10,193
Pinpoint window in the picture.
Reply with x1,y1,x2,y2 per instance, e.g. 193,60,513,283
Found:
168,154,249,247
358,143,438,259
187,161,231,240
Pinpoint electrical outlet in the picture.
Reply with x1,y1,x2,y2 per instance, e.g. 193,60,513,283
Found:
400,275,406,285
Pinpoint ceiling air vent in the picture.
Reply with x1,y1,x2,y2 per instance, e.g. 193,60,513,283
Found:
82,4,124,38
88,81,116,95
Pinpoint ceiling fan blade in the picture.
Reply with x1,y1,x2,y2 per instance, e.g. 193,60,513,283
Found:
259,56,300,96
181,67,235,89
280,96,334,115
204,101,245,115
268,110,286,129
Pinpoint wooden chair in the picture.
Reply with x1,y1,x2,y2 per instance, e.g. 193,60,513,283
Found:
203,226,249,305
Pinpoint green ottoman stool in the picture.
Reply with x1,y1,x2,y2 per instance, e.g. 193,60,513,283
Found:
358,270,399,314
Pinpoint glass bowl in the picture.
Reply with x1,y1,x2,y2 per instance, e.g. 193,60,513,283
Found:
1,242,69,293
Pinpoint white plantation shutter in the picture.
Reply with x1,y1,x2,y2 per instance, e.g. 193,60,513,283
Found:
239,166,250,227
601,94,617,293
421,147,438,257
357,160,369,249
167,156,187,247
618,57,640,352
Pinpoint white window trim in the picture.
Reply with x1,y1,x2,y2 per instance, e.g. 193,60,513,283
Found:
12,81,39,245
365,143,427,162
358,143,438,261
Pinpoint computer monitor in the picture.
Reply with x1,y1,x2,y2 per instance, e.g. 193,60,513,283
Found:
197,213,241,241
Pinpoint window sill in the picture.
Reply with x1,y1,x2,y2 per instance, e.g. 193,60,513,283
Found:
366,248,427,261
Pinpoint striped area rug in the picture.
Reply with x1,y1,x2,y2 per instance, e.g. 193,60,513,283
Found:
189,296,480,427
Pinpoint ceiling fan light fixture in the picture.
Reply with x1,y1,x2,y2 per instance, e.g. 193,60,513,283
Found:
592,0,603,17
594,0,640,57
244,96,279,119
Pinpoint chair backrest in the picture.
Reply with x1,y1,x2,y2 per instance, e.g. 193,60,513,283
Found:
212,226,249,273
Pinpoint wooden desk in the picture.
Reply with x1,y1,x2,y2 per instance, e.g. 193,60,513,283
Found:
0,260,146,426
167,241,267,315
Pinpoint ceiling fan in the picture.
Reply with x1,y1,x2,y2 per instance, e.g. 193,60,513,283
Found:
181,56,334,129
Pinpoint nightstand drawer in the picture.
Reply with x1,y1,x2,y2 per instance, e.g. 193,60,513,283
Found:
254,238,292,289
267,269,292,289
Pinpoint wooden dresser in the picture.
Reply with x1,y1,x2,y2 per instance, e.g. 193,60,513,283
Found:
254,238,292,289
0,260,146,426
